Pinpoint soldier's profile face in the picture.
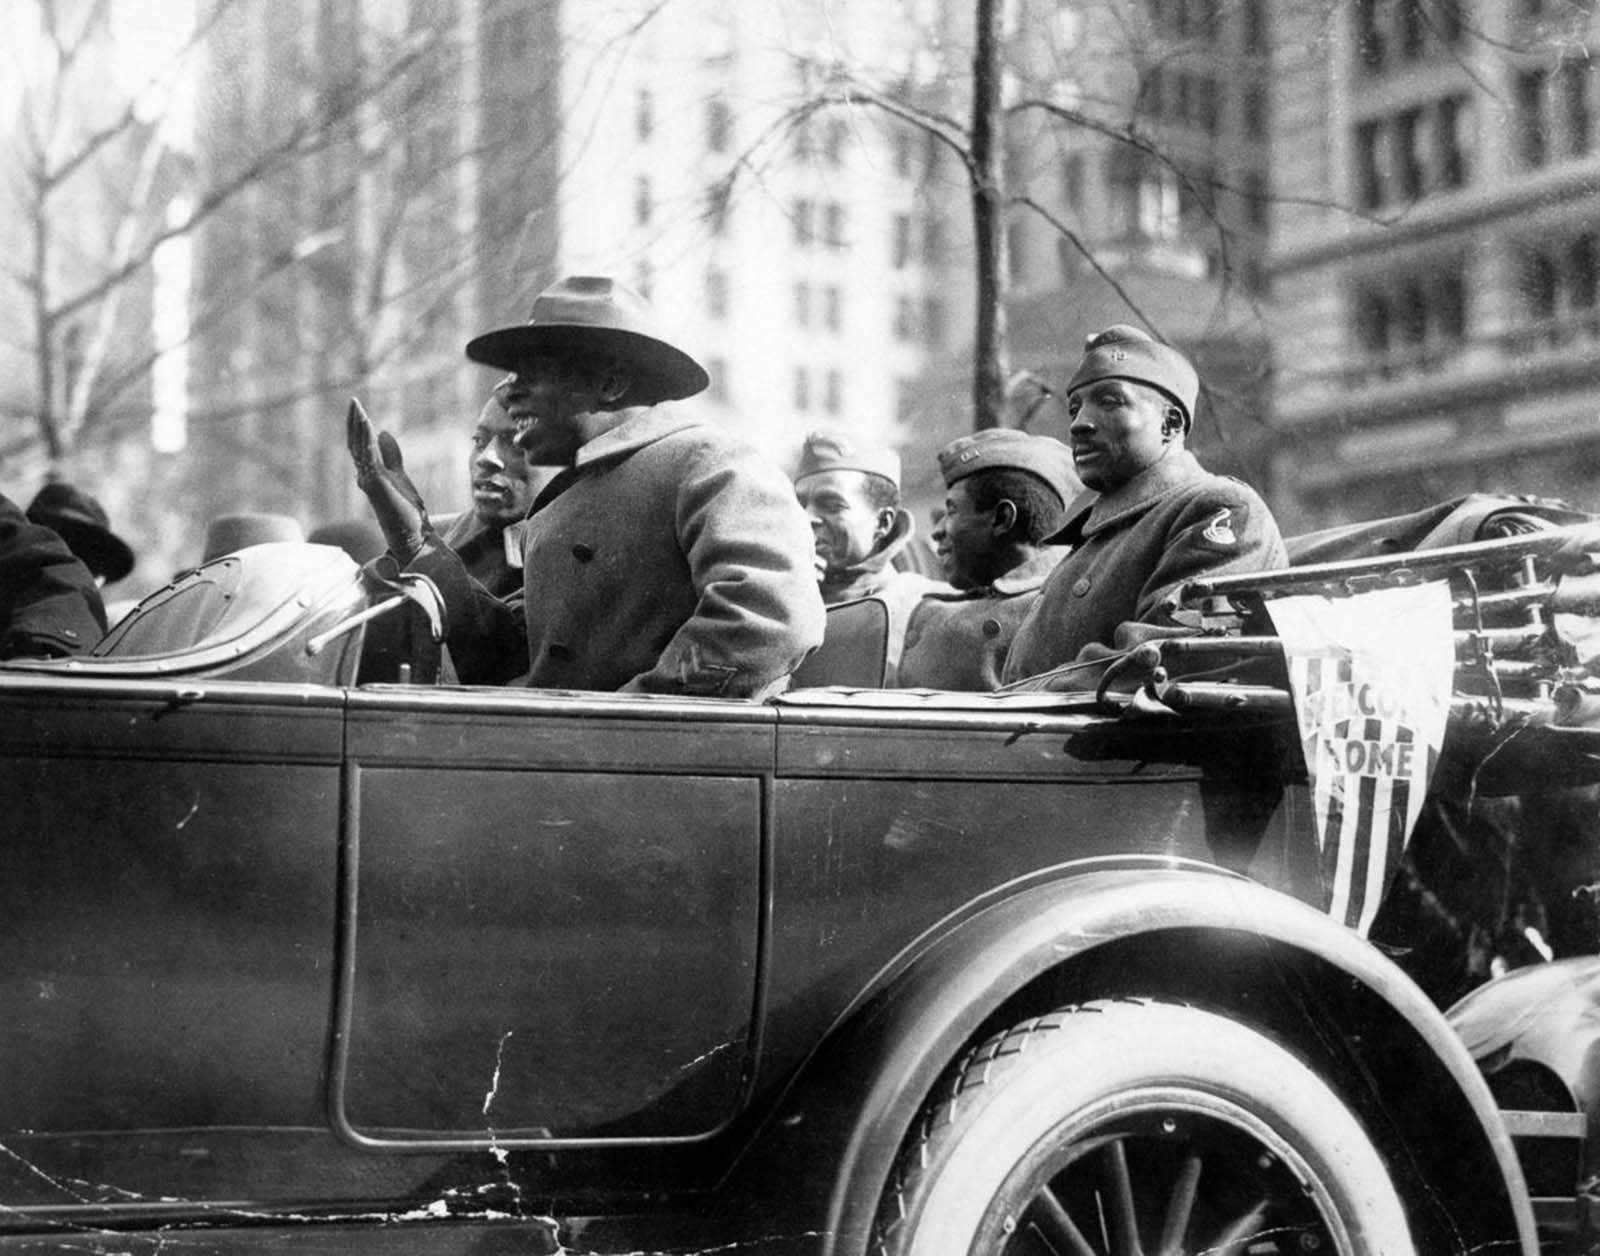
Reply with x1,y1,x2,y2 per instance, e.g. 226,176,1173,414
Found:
794,469,893,579
933,478,994,590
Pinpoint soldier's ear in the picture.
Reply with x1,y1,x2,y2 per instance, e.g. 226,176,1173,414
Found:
1161,407,1184,438
992,498,1018,536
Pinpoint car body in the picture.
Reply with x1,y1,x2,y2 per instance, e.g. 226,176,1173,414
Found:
2,519,1598,1255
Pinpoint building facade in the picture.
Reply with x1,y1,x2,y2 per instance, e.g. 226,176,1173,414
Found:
1270,0,1600,532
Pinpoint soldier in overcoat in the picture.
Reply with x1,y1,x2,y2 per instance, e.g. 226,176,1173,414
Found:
897,429,1074,691
791,429,948,683
348,276,824,698
1001,326,1286,689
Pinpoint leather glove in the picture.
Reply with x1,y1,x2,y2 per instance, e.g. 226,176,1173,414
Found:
346,398,430,564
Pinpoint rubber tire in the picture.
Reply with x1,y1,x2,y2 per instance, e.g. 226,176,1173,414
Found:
874,998,1414,1256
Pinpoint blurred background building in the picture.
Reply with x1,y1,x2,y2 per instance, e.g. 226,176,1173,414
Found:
2,0,1597,600
1270,0,1600,528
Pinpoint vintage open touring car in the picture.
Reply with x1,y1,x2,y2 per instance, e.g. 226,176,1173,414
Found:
3,492,1600,1256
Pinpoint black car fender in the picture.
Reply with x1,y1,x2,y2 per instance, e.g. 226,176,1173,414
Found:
725,861,1536,1256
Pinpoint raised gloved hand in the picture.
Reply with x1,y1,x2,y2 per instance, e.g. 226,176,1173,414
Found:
346,398,430,564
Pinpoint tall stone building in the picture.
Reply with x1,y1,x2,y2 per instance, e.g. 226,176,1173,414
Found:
188,0,562,535
1270,1,1600,531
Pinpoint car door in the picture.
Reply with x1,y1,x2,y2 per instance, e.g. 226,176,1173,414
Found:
0,674,347,1212
336,687,772,1146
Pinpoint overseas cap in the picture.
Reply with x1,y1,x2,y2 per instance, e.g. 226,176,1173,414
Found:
1065,324,1199,430
937,429,1076,506
794,428,901,487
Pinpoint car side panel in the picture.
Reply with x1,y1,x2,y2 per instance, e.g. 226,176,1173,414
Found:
0,679,360,1210
337,691,772,1144
760,708,1313,1093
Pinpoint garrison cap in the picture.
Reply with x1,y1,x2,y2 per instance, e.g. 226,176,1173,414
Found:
937,429,1076,507
1065,324,1199,431
793,428,901,487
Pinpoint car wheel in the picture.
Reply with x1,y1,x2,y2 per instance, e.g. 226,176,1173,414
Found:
873,998,1413,1255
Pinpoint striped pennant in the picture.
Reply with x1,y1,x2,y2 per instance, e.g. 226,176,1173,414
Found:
1268,582,1455,935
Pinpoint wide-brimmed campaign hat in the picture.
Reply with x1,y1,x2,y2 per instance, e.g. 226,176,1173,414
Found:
464,276,710,406
27,481,135,583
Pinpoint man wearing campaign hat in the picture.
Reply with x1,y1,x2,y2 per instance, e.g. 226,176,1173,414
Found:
791,427,948,682
897,429,1075,691
1001,325,1286,688
348,275,823,697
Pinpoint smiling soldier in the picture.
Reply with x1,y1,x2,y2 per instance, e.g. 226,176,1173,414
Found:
1001,325,1286,689
348,275,824,697
897,429,1074,691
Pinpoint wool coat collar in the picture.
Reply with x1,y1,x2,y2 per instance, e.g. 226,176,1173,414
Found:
1051,447,1204,545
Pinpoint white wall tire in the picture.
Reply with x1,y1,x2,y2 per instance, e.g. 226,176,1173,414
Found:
874,998,1414,1256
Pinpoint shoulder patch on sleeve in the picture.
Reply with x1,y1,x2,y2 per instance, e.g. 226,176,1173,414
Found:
1201,506,1239,546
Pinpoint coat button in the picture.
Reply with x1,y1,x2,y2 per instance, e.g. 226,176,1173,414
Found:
571,543,594,562
1072,577,1091,597
981,618,1001,638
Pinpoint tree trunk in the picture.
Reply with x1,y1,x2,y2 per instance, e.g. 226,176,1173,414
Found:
969,0,1008,431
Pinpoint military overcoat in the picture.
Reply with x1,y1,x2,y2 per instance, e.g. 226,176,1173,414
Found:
897,548,1064,691
1001,449,1286,686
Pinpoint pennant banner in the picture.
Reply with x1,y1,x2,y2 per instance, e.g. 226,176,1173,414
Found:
1266,581,1456,935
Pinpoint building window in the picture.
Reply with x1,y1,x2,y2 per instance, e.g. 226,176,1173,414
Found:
706,269,729,320
1518,68,1548,167
823,285,842,333
893,296,914,340
793,282,811,327
1512,232,1600,350
1563,56,1594,157
704,181,732,237
921,215,945,265
892,128,914,177
1244,169,1270,231
923,296,945,348
634,259,653,301
1243,82,1267,140
636,89,654,141
706,357,729,404
823,368,843,416
1353,94,1474,208
822,202,847,250
891,213,912,269
634,175,653,227
1351,260,1469,379
792,198,815,247
1062,152,1084,210
1243,0,1266,54
1356,0,1463,76
824,118,849,167
793,365,811,412
707,98,734,154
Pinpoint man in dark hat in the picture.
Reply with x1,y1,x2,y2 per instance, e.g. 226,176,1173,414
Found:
1001,325,1286,689
26,482,134,588
897,429,1075,691
1,490,105,658
347,275,823,697
791,428,948,683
